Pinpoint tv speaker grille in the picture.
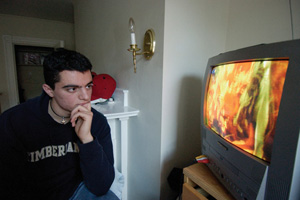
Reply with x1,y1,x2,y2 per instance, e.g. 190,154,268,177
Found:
265,175,290,199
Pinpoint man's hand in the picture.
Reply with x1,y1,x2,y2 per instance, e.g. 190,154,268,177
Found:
70,103,94,144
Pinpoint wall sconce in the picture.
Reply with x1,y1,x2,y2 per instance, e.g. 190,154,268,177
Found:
127,18,155,73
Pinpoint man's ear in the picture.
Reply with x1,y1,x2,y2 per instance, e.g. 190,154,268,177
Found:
42,84,54,98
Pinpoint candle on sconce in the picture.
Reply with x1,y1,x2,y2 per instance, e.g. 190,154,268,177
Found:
128,18,136,45
130,33,136,45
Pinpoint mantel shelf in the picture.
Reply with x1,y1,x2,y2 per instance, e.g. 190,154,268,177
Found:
92,103,139,120
92,88,139,120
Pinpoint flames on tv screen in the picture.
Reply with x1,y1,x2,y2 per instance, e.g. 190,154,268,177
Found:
204,59,288,162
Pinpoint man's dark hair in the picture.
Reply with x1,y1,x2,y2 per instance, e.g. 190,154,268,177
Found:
43,48,92,89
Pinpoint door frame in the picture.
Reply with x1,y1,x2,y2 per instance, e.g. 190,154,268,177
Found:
2,35,64,108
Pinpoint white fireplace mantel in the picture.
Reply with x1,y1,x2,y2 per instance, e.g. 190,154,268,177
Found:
92,88,139,200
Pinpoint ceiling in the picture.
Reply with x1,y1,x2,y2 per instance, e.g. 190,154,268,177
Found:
0,0,74,23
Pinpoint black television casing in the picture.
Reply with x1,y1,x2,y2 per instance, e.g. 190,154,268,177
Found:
201,39,300,200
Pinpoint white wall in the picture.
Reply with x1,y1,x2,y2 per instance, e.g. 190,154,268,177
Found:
0,14,75,111
225,0,300,51
73,1,164,199
161,0,230,199
73,0,300,199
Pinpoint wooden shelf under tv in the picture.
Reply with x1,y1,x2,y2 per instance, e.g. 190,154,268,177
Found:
183,163,235,200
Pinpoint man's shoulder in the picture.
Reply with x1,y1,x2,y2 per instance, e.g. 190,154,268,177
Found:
1,102,28,119
0,102,30,133
91,108,106,120
91,108,109,133
0,95,44,121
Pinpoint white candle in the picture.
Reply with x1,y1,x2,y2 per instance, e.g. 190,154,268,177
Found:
129,18,136,45
130,32,136,45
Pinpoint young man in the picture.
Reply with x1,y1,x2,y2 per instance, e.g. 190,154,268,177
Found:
0,49,118,200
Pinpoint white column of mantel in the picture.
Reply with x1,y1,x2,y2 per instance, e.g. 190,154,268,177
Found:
119,117,129,200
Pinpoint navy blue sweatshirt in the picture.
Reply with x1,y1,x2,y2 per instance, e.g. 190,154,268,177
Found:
0,92,115,200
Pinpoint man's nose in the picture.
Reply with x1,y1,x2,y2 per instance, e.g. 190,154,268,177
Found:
79,88,90,100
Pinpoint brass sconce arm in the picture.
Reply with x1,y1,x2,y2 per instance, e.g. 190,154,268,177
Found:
127,45,140,73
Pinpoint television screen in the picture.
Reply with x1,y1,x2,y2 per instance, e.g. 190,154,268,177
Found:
204,59,289,162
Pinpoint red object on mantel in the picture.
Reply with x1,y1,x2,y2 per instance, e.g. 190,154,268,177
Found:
91,73,116,101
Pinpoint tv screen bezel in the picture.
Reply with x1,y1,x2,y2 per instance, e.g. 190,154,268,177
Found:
203,57,289,163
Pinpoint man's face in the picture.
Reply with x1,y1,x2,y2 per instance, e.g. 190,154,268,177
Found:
47,70,93,115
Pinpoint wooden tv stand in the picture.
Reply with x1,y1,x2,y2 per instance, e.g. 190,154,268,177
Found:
183,163,235,200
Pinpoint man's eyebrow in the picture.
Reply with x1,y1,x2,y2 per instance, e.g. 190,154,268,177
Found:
62,81,93,88
87,81,94,86
62,84,80,89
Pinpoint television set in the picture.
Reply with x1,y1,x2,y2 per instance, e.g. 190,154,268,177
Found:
201,39,300,200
